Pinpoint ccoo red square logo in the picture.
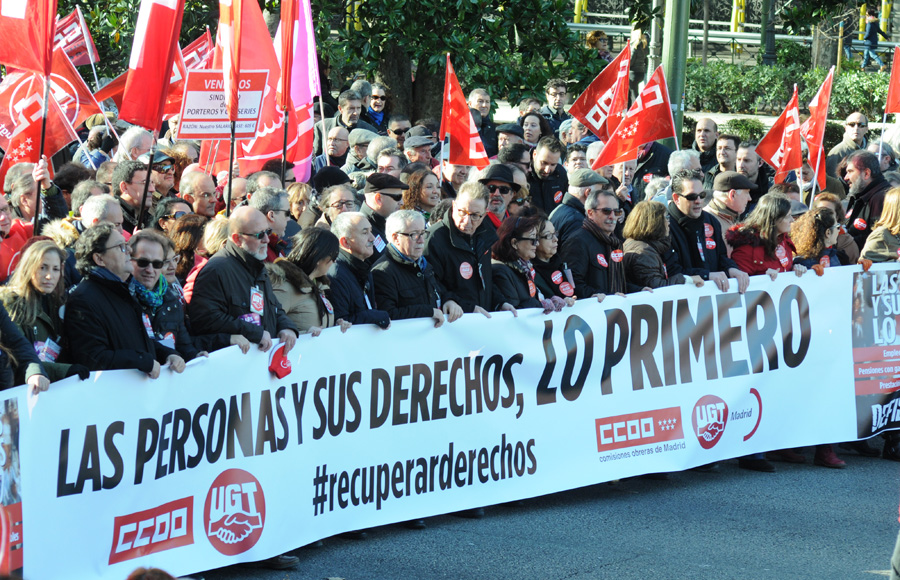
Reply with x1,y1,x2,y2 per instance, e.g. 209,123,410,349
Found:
595,407,684,452
108,497,194,564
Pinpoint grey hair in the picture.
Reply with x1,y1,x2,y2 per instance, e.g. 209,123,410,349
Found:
386,209,425,237
667,149,701,175
4,163,35,205
80,194,119,225
248,186,288,214
113,126,152,162
331,211,366,240
585,189,619,210
456,181,490,205
367,136,397,161
349,79,372,99
586,141,604,161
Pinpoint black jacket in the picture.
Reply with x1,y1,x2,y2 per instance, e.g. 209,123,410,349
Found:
491,260,542,309
539,104,570,133
559,219,626,298
139,287,200,361
372,245,443,320
0,304,43,389
64,271,178,373
313,114,380,156
118,198,150,234
480,116,499,158
187,241,298,342
361,202,389,264
693,141,717,173
423,210,496,312
533,255,575,299
633,142,673,203
664,202,737,279
549,194,586,245
527,164,568,214
329,250,390,327
846,176,892,250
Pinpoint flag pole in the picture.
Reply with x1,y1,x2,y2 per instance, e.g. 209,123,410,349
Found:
225,121,236,217
77,6,102,92
880,111,888,159
136,139,156,231
33,75,51,233
281,109,288,183
318,99,329,166
204,140,216,173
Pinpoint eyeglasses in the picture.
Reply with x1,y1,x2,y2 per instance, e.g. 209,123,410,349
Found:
486,184,512,195
371,95,386,101
547,90,567,97
679,191,708,202
105,242,130,254
379,192,403,201
456,208,485,220
132,257,165,269
241,228,272,240
330,200,357,210
390,127,410,135
847,122,867,128
539,232,559,241
272,209,291,217
518,237,540,246
511,197,530,205
598,207,625,216
166,211,187,220
153,164,174,173
396,230,426,240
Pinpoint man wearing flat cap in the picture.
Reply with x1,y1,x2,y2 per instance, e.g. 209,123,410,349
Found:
705,171,754,256
139,150,177,202
550,168,609,245
342,128,380,175
361,172,408,264
496,124,525,150
404,136,436,167
479,164,521,236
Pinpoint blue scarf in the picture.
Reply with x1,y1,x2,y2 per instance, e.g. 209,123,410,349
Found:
368,108,384,126
130,276,168,313
390,244,427,271
91,266,126,283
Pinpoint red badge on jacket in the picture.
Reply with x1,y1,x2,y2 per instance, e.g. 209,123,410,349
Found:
596,254,608,267
611,249,623,262
853,218,867,230
459,262,473,279
704,223,714,238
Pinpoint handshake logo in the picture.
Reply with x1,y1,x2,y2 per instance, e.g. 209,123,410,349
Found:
203,469,266,556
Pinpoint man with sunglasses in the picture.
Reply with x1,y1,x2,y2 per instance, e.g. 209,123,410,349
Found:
550,168,608,246
826,112,869,178
663,170,749,294
249,187,292,262
188,207,299,354
559,190,627,298
139,151,176,201
361,173,408,264
387,115,412,149
479,164,520,241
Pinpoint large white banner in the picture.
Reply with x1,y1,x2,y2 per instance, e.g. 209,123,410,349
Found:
12,264,888,579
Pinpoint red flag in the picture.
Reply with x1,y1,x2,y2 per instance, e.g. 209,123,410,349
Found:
888,47,900,114
119,0,185,130
756,85,803,184
182,29,213,71
218,0,245,122
568,45,630,141
278,0,298,113
54,8,99,66
0,76,76,185
163,48,188,120
591,66,677,170
800,67,834,190
200,0,301,176
439,55,489,169
0,0,58,76
94,72,127,110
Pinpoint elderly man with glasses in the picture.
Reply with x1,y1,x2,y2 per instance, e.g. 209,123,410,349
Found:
178,171,217,219
826,112,870,178
188,206,298,353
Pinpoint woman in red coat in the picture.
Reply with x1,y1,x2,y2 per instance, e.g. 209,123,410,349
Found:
725,193,808,279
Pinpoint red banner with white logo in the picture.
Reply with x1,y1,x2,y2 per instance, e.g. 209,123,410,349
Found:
54,7,98,67
800,67,834,191
756,84,803,183
0,0,58,76
439,55,489,169
568,45,630,141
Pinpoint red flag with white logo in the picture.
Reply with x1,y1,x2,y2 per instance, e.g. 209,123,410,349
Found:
163,48,188,120
757,85,802,184
0,75,76,185
0,0,57,76
119,0,185,131
568,45,630,141
182,28,214,71
439,55,489,169
800,67,834,190
54,7,99,66
199,0,301,176
591,66,677,170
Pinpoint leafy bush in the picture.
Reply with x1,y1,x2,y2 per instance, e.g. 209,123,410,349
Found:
682,115,697,149
721,118,768,141
756,39,812,69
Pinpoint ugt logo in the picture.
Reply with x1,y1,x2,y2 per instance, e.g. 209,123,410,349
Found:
692,395,728,449
203,469,266,555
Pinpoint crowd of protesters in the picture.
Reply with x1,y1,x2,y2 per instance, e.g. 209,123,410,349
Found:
0,75,898,570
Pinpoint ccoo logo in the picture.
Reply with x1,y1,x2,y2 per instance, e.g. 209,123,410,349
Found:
204,469,266,556
691,395,728,449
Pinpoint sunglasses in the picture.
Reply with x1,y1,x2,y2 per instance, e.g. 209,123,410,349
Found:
371,95,386,101
379,192,403,201
166,211,187,220
486,184,512,195
241,228,273,240
511,197,530,205
598,207,625,216
679,191,708,202
132,257,165,269
153,164,174,173
390,127,410,135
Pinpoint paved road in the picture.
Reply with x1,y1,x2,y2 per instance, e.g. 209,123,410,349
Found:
202,448,900,580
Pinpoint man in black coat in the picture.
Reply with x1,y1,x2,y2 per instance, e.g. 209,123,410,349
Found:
312,90,380,156
468,88,498,158
693,117,719,172
558,190,627,298
663,170,749,293
424,182,515,315
328,211,391,328
550,168,608,245
65,223,185,377
372,210,463,325
360,172,406,264
845,150,892,250
526,137,568,213
188,207,299,352
632,141,673,203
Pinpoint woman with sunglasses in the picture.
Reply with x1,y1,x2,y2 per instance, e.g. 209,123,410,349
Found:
401,168,442,220
367,82,390,134
152,198,193,234
0,240,89,382
725,193,807,281
492,215,569,312
128,230,203,361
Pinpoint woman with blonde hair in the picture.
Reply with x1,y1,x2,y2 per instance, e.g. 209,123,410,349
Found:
0,240,87,381
860,187,900,262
